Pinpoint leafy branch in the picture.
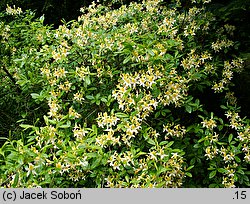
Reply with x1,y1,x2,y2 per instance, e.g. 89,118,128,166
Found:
2,65,21,94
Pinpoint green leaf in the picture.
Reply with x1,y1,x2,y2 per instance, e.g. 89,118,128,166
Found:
91,157,102,169
243,175,249,182
31,93,40,99
190,158,196,165
147,138,155,145
217,168,227,174
159,141,168,146
135,152,147,158
155,111,160,118
209,170,217,179
234,156,241,163
122,42,133,51
13,172,19,187
58,124,70,129
123,56,131,64
237,169,245,175
18,157,24,165
101,98,107,103
164,109,171,113
185,105,192,113
208,167,215,171
185,172,192,177
88,87,97,91
86,95,95,100
86,152,96,158
19,124,34,130
209,183,219,188
85,75,91,85
115,112,128,118
204,140,210,146
198,137,206,143
193,144,200,149
43,115,49,125
228,134,233,143
218,118,224,124
165,141,174,148
125,175,129,182
218,125,224,131
187,165,194,171
195,99,200,105
187,125,194,132
147,49,155,56
161,110,166,116
216,142,227,145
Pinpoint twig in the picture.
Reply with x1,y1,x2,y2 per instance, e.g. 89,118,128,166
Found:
2,65,22,94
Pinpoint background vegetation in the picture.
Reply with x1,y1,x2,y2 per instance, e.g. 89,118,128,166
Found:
0,0,249,187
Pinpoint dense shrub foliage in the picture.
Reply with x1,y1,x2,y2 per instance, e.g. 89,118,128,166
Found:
0,7,51,141
0,0,249,187
0,0,137,27
209,0,250,117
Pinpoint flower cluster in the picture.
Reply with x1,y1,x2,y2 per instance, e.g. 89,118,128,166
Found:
112,66,162,116
159,78,189,107
97,112,120,130
0,24,10,41
95,129,120,148
75,66,90,81
225,92,237,105
205,145,219,160
181,50,212,69
163,123,186,138
222,162,238,188
52,45,70,61
225,111,243,130
211,39,234,52
73,123,89,140
48,99,61,118
6,5,22,15
201,118,217,130
105,151,185,188
199,107,250,187
157,9,178,38
212,58,243,93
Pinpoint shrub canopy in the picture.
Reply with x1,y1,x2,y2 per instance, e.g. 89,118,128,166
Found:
0,0,249,187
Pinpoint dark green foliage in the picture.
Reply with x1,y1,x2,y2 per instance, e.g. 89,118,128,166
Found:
0,0,139,27
206,0,250,117
0,9,49,143
0,0,249,188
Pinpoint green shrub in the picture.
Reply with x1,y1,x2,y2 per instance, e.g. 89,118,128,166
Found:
0,6,50,142
0,0,140,27
208,0,250,117
0,0,249,188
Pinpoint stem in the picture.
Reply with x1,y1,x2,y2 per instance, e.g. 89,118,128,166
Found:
2,65,22,94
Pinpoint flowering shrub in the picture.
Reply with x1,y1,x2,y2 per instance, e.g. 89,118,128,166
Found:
0,1,249,188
